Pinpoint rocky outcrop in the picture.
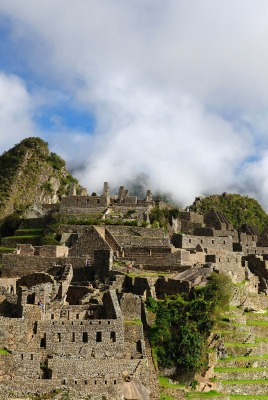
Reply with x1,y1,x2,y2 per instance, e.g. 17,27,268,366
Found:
0,137,77,219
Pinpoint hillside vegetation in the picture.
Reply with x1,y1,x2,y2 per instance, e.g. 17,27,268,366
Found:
189,193,268,232
0,137,77,219
147,273,232,373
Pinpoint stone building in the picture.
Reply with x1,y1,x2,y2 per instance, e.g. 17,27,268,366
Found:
0,265,156,399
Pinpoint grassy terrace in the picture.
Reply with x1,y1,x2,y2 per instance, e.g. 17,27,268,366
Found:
212,305,268,398
123,319,142,325
159,376,185,400
247,320,268,327
2,235,42,239
255,337,268,343
159,376,185,389
223,342,257,347
218,354,268,362
215,367,268,372
186,392,226,398
222,379,268,384
230,396,268,399
0,348,10,355
15,228,44,233
0,247,14,252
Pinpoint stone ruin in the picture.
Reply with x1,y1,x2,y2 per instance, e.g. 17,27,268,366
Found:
2,185,268,398
0,265,155,400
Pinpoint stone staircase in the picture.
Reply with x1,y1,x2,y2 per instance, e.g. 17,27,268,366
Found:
143,329,160,400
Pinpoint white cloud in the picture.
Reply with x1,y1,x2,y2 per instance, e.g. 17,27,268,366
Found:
0,73,36,152
1,1,268,207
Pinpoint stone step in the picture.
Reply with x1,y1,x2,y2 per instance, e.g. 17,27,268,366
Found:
218,356,268,368
223,342,268,357
216,368,268,380
221,382,268,395
215,331,255,343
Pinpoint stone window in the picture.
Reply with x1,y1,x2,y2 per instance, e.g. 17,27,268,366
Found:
94,380,97,385
40,334,46,348
57,333,61,342
76,314,79,319
105,380,107,385
189,239,191,243
83,332,88,343
74,380,77,384
110,332,116,342
51,314,54,320
85,380,88,385
107,321,110,325
62,379,66,385
212,240,214,244
114,380,117,385
72,332,75,342
31,354,33,360
27,293,35,304
96,331,102,342
21,354,24,360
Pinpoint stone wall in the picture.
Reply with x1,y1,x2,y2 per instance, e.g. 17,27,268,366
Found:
119,293,142,320
205,250,245,283
39,245,69,257
179,211,204,224
60,194,109,209
94,249,113,280
1,254,87,278
37,318,124,357
69,226,111,258
172,233,233,252
155,277,190,298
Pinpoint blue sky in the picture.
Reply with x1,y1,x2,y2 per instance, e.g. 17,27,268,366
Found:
1,1,268,208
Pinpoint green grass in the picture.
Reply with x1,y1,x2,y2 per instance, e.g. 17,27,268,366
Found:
159,376,185,389
16,228,44,233
219,354,268,362
159,377,185,400
230,396,268,399
0,348,11,355
3,235,42,239
160,394,176,400
247,320,268,327
0,247,14,252
215,367,268,372
186,392,226,398
255,337,268,343
222,379,268,384
224,342,257,347
124,319,142,325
